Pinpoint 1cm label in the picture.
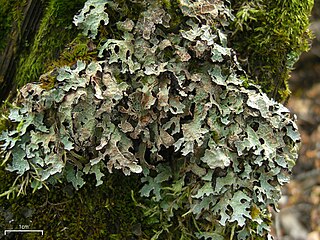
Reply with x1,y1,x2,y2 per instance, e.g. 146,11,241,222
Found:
19,225,30,230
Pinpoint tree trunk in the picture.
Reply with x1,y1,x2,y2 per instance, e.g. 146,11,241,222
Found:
0,0,313,239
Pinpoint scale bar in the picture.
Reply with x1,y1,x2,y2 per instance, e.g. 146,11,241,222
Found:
4,230,43,235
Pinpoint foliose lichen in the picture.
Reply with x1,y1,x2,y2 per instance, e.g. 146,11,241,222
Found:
0,0,302,239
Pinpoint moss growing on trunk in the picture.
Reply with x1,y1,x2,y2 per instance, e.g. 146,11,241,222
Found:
0,0,27,51
231,0,313,102
0,167,148,239
14,0,87,87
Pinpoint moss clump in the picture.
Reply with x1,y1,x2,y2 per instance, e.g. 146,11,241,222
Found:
0,169,148,239
231,0,313,102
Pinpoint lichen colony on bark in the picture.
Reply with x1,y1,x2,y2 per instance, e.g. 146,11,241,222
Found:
0,0,310,239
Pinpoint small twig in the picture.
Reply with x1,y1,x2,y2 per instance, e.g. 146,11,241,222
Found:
48,200,72,206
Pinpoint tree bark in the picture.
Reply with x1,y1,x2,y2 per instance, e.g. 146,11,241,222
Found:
0,0,44,101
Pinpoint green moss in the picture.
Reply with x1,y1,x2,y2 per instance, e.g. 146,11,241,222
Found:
50,36,97,68
0,170,149,239
0,0,14,50
231,0,313,102
14,0,87,87
0,0,27,52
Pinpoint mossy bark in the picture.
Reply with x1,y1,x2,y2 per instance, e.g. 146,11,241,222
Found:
0,0,41,100
230,0,313,102
0,0,86,101
0,0,313,239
